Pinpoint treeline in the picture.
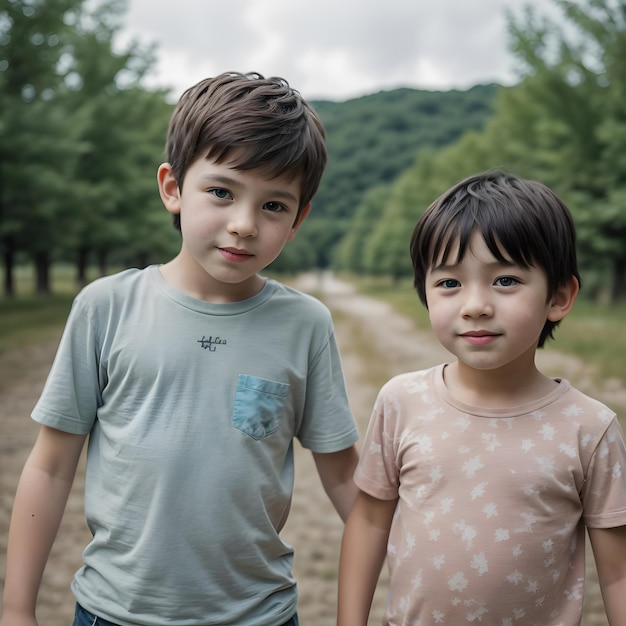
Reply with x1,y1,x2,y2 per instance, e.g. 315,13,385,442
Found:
334,0,626,303
2,0,626,302
0,0,179,296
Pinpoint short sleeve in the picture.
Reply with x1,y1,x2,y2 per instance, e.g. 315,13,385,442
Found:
582,417,626,528
296,327,358,453
31,292,102,434
354,387,401,501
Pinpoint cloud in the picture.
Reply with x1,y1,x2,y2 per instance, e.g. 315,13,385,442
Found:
115,0,547,101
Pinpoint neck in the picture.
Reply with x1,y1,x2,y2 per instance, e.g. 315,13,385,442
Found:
443,360,558,409
160,258,266,303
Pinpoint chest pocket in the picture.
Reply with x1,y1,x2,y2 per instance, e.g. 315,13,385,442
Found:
232,374,290,440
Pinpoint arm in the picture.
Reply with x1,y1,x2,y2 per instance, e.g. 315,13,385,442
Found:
588,525,626,624
0,426,87,626
337,490,397,626
313,446,359,522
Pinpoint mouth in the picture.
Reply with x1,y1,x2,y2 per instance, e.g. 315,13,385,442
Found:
218,247,254,262
459,331,501,346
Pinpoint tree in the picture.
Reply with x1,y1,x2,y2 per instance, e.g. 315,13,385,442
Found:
505,0,626,301
361,0,626,300
361,131,499,280
0,0,171,295
59,19,169,282
334,184,391,273
308,84,498,268
0,0,85,295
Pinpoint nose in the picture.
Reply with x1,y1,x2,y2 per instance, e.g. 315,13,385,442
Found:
460,285,493,319
227,205,257,238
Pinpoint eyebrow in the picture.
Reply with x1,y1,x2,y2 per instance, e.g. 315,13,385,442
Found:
200,174,299,204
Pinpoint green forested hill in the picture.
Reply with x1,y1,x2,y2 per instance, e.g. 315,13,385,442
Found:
280,83,500,268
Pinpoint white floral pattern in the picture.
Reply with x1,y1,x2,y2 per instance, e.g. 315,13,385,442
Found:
356,365,626,625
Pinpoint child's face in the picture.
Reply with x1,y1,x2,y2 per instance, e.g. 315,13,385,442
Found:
158,153,308,301
424,230,562,375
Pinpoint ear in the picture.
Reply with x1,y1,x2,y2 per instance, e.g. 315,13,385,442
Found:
286,202,311,241
157,163,182,216
547,276,579,323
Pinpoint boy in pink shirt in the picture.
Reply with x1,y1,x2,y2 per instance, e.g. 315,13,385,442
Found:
338,171,626,625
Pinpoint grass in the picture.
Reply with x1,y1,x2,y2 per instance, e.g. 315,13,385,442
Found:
552,299,626,384
0,265,105,354
348,274,626,386
0,294,74,353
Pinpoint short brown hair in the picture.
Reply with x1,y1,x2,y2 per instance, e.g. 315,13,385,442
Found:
410,170,581,347
165,72,327,229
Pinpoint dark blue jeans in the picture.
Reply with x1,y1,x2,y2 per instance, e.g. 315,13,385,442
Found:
73,603,299,626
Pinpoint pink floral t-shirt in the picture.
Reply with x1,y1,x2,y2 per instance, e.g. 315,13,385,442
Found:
355,364,626,626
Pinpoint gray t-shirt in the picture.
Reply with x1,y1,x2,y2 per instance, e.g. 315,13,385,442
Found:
32,266,358,626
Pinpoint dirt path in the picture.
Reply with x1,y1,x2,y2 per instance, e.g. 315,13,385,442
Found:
0,273,620,625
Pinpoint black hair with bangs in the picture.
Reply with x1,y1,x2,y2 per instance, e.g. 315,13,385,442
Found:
409,170,581,347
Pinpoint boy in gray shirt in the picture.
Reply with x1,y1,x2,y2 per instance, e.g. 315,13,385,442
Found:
1,72,359,626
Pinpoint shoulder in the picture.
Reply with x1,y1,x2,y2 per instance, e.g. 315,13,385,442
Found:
265,279,333,323
371,367,443,421
74,267,150,307
378,366,441,398
79,266,147,296
69,267,155,328
553,379,617,425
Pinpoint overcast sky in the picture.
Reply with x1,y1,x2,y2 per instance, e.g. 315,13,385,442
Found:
115,0,552,102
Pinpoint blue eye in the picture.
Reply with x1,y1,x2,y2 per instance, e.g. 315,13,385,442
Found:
209,188,231,200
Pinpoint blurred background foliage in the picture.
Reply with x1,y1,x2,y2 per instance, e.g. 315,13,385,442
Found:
1,0,626,304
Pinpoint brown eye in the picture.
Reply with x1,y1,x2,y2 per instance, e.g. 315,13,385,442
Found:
263,202,286,213
495,277,518,287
